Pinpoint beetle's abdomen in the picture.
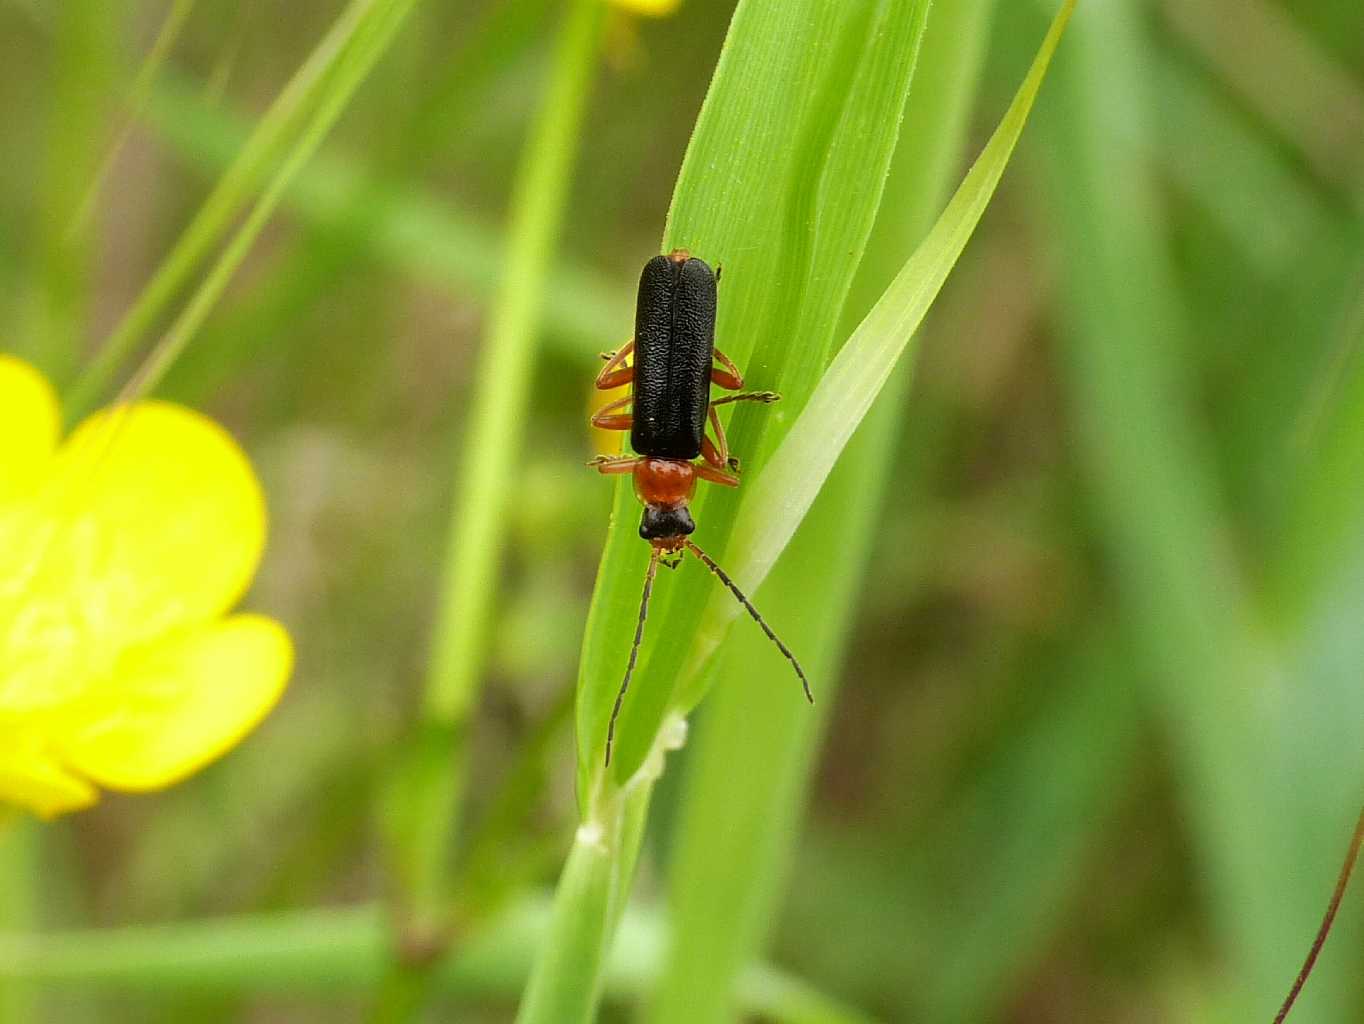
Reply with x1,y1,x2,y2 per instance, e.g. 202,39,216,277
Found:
630,254,715,459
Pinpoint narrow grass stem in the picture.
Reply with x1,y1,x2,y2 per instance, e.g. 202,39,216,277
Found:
141,0,564,400
64,0,378,419
26,0,115,386
0,895,874,1021
377,0,607,1015
515,757,659,1024
421,0,605,725
67,0,198,238
110,0,419,406
142,79,631,369
0,821,40,1024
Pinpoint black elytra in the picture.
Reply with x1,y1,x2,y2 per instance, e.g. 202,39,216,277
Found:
629,254,717,460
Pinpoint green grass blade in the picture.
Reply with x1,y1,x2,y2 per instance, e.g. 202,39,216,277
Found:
1034,0,1362,1016
1273,277,1364,614
524,0,1024,1016
1160,0,1364,202
67,0,197,239
915,632,1141,1018
0,897,871,1021
671,0,1075,718
139,0,569,401
142,77,630,369
645,2,998,1018
579,0,936,796
513,822,620,1024
24,0,115,386
1152,53,1335,279
64,0,378,418
515,774,659,1024
422,0,606,725
111,0,419,406
0,822,40,1024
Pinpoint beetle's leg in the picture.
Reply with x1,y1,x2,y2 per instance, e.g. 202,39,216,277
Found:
598,338,634,363
694,460,740,487
710,390,780,408
705,395,778,475
711,347,744,390
590,394,633,431
587,455,640,474
595,339,636,390
702,436,725,469
703,404,731,471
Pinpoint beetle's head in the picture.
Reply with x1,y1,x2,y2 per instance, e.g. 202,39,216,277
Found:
640,504,695,546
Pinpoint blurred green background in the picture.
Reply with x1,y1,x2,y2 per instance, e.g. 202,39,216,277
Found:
2,0,1363,1021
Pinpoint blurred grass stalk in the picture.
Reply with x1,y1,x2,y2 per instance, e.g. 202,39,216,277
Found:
25,0,115,388
0,897,872,1023
375,0,608,1017
65,0,417,418
143,78,630,373
644,2,996,1019
519,3,1074,1021
144,0,566,402
1280,283,1364,613
0,821,39,1024
1035,0,1360,1016
67,0,197,240
11,7,114,1021
1160,0,1364,209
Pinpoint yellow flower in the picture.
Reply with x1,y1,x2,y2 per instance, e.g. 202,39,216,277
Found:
587,379,631,458
0,355,291,818
609,0,681,15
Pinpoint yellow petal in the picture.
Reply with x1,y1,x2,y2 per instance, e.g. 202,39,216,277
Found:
587,380,630,457
609,0,681,15
0,355,60,503
55,614,292,791
0,731,98,818
10,402,267,671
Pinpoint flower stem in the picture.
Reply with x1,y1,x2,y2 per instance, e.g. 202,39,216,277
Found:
514,780,653,1024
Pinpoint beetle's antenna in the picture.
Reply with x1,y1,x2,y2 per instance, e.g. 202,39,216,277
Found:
683,539,813,704
605,547,661,768
1273,804,1364,1023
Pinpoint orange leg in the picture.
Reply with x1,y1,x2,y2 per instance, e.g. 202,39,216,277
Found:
590,394,633,431
703,391,779,474
704,405,731,470
587,455,639,474
711,347,744,390
695,460,739,487
596,340,635,390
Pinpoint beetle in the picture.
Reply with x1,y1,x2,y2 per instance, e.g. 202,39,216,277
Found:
588,248,813,767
